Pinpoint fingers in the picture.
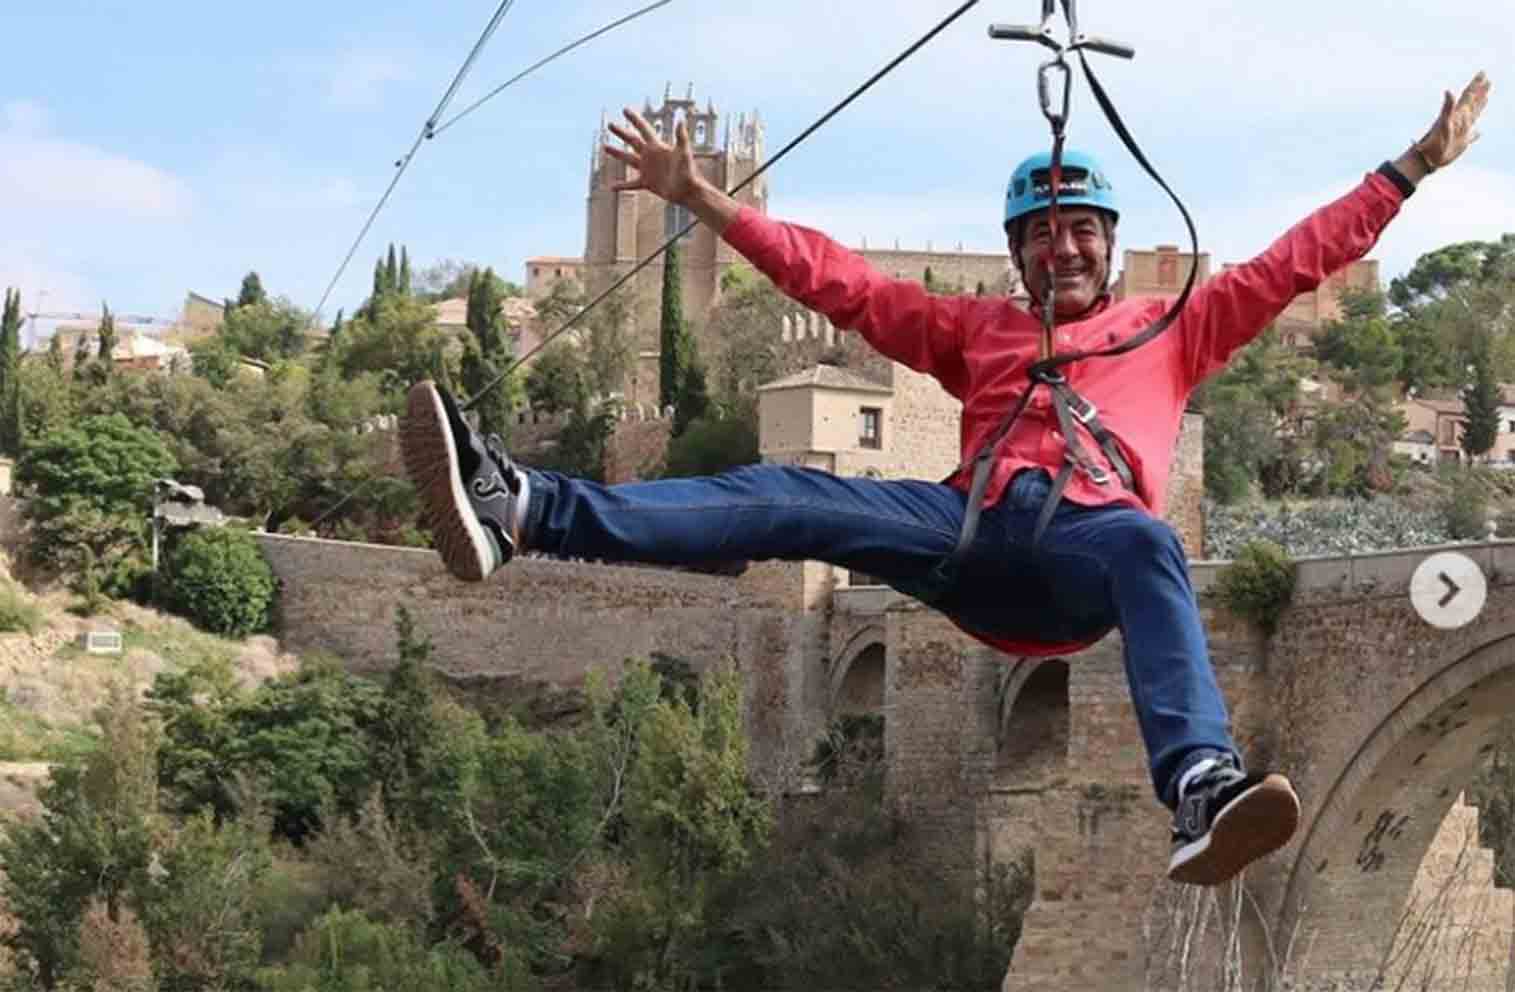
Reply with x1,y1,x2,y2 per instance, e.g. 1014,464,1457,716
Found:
1462,71,1491,117
602,143,638,167
607,121,643,151
624,107,659,145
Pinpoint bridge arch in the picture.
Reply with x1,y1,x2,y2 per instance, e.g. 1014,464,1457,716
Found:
831,626,886,714
996,657,1070,787
1280,633,1515,984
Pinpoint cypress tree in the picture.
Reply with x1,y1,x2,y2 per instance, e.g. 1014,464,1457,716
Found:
0,289,20,454
47,330,64,374
1462,338,1501,461
96,303,117,366
385,244,399,296
659,241,687,413
465,267,512,437
236,271,267,309
72,325,91,379
399,246,411,297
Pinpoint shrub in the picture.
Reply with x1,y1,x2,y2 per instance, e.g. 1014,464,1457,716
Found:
1214,539,1296,634
1442,472,1490,540
663,415,759,478
0,582,42,634
165,527,275,637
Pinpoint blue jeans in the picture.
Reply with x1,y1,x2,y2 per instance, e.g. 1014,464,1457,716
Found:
524,463,1237,807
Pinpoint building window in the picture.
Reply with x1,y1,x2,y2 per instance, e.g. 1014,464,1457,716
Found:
665,201,693,240
555,267,563,277
1507,419,1515,433
859,407,882,449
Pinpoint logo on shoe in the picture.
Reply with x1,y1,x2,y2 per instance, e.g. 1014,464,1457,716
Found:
471,471,513,503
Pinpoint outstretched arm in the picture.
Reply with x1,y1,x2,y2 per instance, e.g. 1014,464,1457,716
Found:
1181,71,1492,386
602,108,973,392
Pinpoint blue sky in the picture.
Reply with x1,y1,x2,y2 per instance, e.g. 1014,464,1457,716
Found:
4,0,1513,336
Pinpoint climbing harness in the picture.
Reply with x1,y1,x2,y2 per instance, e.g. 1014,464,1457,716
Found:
925,0,1202,597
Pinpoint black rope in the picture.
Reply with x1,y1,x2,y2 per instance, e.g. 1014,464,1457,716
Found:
1026,50,1199,377
461,0,984,411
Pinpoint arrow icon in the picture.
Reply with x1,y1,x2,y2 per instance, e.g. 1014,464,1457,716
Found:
1438,572,1461,608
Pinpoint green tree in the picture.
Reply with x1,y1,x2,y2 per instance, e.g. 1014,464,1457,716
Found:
585,295,633,398
46,327,65,374
333,293,446,392
14,412,175,583
525,342,591,416
1463,336,1502,461
1389,235,1515,309
461,267,517,437
165,527,276,637
585,665,770,990
673,353,710,436
399,245,411,297
236,270,268,309
0,287,23,455
221,297,310,362
0,687,163,988
71,323,93,379
1192,327,1314,502
90,302,118,387
663,415,759,478
659,241,689,413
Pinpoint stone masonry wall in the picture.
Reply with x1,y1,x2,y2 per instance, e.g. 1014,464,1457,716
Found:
254,534,822,780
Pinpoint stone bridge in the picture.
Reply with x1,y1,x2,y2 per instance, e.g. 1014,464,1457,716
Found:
257,533,1515,990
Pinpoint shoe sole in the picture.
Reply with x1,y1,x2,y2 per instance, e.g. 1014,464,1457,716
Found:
1168,774,1300,886
401,381,492,582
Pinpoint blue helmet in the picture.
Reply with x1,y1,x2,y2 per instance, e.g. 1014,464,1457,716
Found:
1003,149,1118,232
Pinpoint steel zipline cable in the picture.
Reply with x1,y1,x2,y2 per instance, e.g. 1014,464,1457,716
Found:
311,1,676,324
430,0,676,139
311,0,519,323
460,0,984,411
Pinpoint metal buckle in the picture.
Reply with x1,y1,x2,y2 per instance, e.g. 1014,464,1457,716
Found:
1069,393,1098,425
1063,449,1110,486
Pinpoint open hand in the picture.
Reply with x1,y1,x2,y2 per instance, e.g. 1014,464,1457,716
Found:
604,108,700,204
1416,71,1491,170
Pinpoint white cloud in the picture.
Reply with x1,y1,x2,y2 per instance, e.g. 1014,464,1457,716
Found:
0,112,191,220
1151,164,1515,286
324,48,415,110
2,100,47,134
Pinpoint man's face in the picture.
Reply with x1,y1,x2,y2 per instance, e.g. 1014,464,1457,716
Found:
1012,206,1112,317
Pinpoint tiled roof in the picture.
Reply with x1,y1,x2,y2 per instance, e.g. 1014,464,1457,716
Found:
757,364,892,394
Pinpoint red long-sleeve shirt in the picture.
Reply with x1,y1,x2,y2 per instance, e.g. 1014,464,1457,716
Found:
721,171,1405,655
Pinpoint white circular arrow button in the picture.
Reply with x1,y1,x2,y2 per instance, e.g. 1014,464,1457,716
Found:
1410,551,1487,629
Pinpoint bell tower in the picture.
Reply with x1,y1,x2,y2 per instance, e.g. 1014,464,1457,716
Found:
583,84,766,407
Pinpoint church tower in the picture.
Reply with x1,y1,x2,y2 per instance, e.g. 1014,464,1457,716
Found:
583,83,766,408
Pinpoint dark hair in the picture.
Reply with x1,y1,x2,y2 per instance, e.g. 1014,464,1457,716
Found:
1009,210,1116,287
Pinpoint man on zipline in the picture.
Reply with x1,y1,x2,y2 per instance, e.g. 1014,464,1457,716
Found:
402,71,1490,885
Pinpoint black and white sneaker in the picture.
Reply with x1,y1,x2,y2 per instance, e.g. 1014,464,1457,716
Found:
401,381,532,582
1168,760,1300,886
